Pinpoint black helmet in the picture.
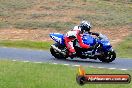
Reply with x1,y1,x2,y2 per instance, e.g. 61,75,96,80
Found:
80,20,91,32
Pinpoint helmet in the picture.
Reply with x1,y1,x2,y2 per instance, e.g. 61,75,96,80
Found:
80,20,91,32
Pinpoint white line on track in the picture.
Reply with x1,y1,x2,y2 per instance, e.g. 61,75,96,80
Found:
108,68,116,70
12,60,17,61
2,47,8,48
34,62,42,63
73,65,80,67
10,60,129,71
63,64,70,66
120,69,128,71
98,67,105,69
89,66,94,68
52,63,58,65
22,60,29,63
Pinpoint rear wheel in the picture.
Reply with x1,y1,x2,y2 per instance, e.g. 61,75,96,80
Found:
98,51,116,63
50,43,68,59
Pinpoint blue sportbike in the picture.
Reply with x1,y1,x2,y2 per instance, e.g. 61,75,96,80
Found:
49,33,116,63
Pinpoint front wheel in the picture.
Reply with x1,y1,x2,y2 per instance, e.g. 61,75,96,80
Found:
98,51,116,63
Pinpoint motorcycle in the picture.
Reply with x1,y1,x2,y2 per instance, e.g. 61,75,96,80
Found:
49,32,116,63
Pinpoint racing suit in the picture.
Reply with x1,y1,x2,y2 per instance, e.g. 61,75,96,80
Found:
64,26,90,56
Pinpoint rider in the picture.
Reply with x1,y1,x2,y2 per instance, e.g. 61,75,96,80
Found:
64,20,99,58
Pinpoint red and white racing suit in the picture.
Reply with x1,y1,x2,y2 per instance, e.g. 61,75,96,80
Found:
64,26,90,55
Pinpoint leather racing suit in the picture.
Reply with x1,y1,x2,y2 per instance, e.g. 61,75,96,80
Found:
64,26,90,56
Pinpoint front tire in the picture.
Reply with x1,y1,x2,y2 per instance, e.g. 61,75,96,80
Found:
98,51,116,63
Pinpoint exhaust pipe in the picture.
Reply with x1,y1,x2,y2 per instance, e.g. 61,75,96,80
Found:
51,45,66,55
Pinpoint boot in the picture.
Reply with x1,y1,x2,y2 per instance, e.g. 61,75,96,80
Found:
69,52,76,59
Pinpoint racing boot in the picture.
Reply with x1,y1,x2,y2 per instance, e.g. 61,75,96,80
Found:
69,52,76,59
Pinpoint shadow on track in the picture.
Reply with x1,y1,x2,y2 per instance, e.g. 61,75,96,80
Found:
51,57,115,65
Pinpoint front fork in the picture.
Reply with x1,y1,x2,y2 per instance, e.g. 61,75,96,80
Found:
108,47,114,52
93,43,101,55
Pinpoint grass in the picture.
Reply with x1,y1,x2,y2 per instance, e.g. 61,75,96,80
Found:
0,21,11,28
0,40,52,50
116,35,132,58
102,0,132,3
0,0,131,30
14,21,75,30
0,0,35,10
0,60,131,88
76,0,132,28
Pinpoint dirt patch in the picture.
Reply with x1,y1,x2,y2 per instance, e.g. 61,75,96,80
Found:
15,0,98,23
0,28,57,41
0,25,131,47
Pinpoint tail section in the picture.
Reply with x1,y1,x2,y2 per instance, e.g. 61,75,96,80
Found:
49,33,65,45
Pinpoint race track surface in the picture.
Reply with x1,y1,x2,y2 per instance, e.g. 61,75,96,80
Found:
0,47,132,70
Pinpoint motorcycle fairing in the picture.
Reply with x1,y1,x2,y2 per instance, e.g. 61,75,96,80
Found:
82,34,96,46
50,33,112,51
49,33,65,45
98,39,112,51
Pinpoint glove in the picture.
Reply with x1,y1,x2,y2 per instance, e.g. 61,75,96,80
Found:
98,33,103,40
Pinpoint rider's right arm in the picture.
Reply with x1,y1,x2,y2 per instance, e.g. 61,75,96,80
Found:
77,31,90,49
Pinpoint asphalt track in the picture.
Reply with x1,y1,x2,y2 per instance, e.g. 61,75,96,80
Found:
0,47,132,70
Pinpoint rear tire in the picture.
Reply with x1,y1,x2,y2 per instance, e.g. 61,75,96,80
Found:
50,43,68,59
98,51,116,63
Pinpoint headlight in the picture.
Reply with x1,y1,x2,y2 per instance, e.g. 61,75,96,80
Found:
103,42,110,45
106,43,110,45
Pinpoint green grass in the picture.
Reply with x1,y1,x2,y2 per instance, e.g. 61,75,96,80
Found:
0,21,11,28
76,0,132,28
14,21,75,30
0,60,131,88
0,40,52,50
0,0,35,10
116,35,132,58
0,0,131,30
102,0,132,3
